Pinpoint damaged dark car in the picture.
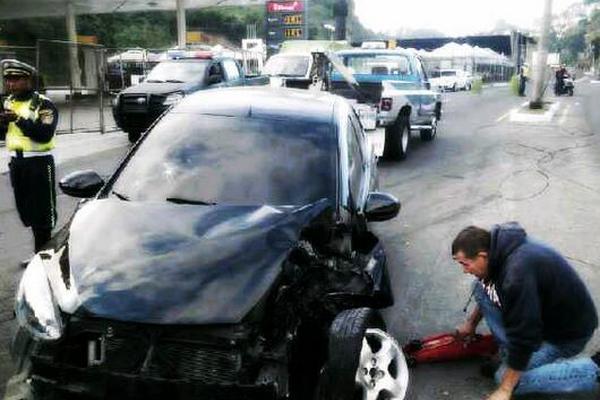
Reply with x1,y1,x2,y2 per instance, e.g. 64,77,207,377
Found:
6,87,409,400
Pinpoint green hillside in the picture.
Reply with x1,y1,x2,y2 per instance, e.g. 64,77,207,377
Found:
1,1,376,48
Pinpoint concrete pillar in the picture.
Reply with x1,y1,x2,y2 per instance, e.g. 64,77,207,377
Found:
176,0,187,48
66,0,82,90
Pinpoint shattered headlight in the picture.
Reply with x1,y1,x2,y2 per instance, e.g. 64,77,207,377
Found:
163,92,185,106
15,255,63,340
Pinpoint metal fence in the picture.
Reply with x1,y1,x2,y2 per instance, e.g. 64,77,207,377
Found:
36,39,112,134
1,42,267,135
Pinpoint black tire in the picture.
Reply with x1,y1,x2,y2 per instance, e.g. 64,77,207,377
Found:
127,130,141,144
383,119,410,161
568,88,574,96
420,117,438,142
318,308,385,400
452,84,457,92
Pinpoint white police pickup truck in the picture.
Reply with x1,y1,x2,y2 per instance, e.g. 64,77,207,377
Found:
329,49,442,161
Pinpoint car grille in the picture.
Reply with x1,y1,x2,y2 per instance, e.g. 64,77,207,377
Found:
147,341,241,383
50,326,243,384
120,94,166,114
121,94,149,113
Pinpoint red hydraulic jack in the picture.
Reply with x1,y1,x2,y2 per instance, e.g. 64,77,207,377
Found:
403,333,498,367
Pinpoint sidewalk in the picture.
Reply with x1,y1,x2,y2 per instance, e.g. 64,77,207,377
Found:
0,130,129,175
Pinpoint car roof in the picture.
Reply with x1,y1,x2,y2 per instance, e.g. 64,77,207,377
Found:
173,87,340,124
336,49,415,57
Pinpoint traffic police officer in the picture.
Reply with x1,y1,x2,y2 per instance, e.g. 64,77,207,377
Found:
0,59,58,255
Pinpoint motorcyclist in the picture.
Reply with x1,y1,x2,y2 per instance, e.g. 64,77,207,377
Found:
555,65,569,95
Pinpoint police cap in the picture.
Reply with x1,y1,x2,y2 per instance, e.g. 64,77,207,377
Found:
1,59,36,78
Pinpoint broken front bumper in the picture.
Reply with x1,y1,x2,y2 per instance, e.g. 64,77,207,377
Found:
5,358,277,400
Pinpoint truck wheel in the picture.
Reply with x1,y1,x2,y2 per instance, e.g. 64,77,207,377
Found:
318,308,409,400
420,116,438,142
383,119,409,161
128,130,141,144
568,88,574,96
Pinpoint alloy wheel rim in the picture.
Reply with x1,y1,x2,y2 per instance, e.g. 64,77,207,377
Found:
431,117,438,138
355,328,409,400
401,126,408,152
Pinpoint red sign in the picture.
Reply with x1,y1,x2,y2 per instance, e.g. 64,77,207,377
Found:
267,1,304,13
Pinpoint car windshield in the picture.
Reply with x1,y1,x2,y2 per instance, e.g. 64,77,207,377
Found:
145,61,209,82
263,55,310,77
342,54,413,77
111,113,337,206
441,71,457,77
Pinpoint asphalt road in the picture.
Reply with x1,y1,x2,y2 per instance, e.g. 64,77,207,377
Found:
378,81,600,399
0,83,599,399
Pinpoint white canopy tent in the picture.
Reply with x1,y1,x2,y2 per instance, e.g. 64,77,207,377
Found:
418,42,514,81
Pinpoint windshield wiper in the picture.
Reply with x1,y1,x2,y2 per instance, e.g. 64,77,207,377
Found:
112,190,130,201
146,79,164,83
165,79,185,83
166,197,216,205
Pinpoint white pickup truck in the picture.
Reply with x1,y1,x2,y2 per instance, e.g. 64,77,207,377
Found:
329,49,442,161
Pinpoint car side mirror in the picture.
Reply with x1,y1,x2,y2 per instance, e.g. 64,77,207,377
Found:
59,170,105,198
365,192,401,222
208,75,222,85
425,82,431,90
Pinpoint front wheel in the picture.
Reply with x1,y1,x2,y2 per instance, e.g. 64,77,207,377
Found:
420,116,438,142
383,119,409,161
568,87,574,96
319,308,409,400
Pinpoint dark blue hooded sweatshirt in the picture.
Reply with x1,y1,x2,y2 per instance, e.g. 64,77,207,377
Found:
488,222,598,370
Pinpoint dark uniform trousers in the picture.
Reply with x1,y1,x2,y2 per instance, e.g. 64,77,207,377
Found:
8,153,57,251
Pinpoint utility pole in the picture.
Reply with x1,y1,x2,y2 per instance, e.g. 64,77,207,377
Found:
530,0,553,109
333,0,348,41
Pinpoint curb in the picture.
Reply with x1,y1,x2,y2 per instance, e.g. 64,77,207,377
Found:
509,101,560,123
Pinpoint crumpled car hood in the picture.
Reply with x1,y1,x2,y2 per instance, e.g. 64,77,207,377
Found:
64,198,329,325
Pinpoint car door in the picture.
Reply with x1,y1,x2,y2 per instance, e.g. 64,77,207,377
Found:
347,111,393,307
414,57,437,123
222,59,244,87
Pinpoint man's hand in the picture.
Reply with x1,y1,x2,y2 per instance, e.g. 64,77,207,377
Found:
0,111,17,123
486,387,512,400
456,319,477,340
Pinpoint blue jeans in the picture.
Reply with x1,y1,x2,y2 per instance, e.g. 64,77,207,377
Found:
473,281,599,396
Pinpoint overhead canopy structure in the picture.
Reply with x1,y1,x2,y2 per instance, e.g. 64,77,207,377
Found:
1,0,267,89
0,0,265,20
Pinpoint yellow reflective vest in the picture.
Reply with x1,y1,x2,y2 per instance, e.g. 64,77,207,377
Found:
4,93,56,152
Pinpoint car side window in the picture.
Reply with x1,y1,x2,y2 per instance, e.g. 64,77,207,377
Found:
347,115,365,206
223,60,241,81
208,62,224,84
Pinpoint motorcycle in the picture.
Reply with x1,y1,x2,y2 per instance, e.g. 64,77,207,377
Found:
555,76,574,96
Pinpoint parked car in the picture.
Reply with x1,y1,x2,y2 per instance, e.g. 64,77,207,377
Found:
428,69,472,91
6,87,410,400
112,51,267,143
263,52,314,88
264,41,350,90
330,49,442,160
